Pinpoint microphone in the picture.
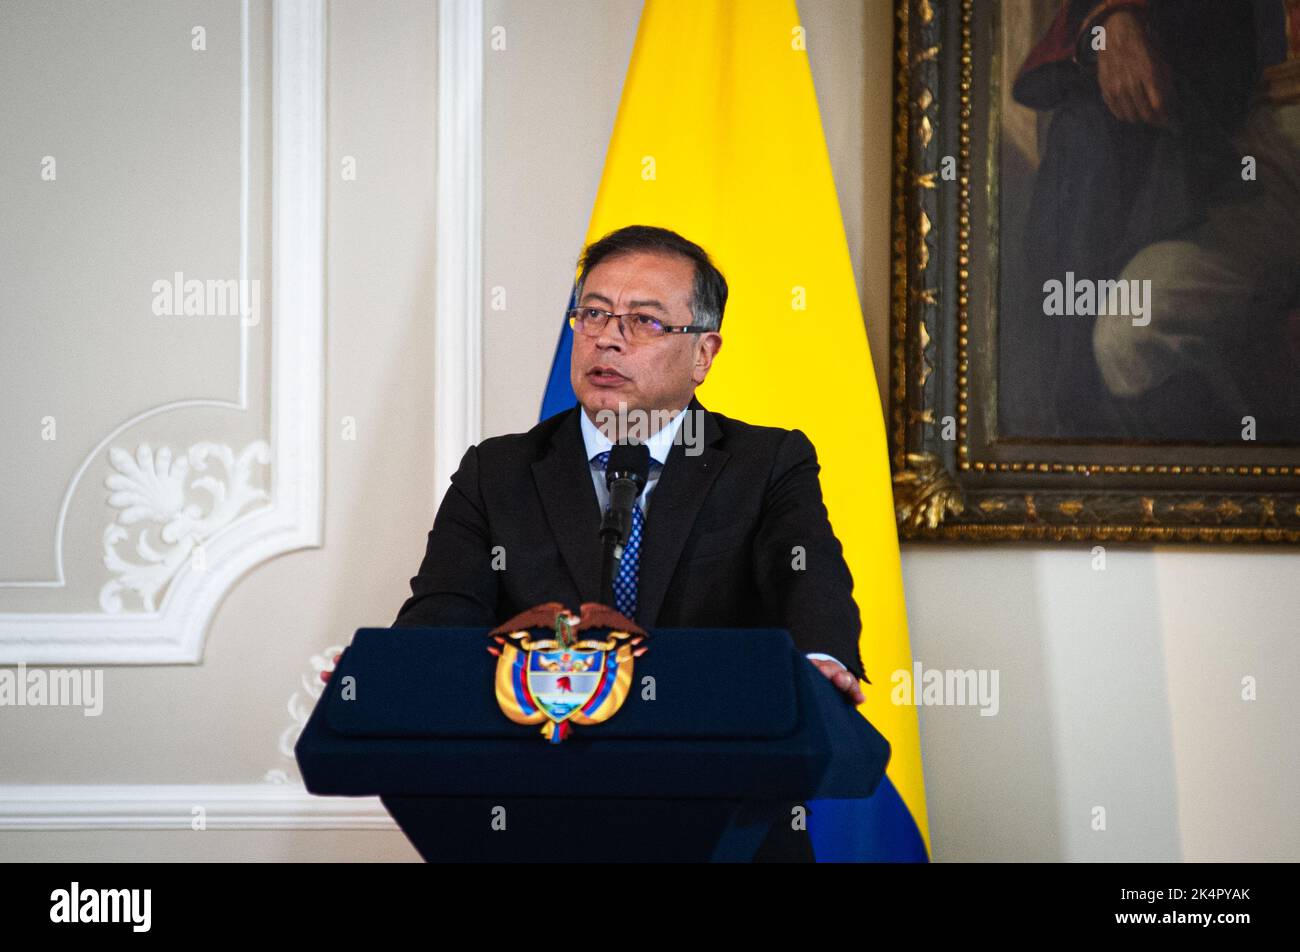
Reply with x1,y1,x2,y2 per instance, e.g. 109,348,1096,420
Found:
599,442,651,608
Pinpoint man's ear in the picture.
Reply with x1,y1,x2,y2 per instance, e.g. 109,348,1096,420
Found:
692,333,723,384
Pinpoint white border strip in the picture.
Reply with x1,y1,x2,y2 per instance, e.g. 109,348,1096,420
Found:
0,785,394,831
269,0,326,549
433,0,484,509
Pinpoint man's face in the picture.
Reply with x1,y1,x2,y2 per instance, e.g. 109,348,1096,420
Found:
569,250,722,426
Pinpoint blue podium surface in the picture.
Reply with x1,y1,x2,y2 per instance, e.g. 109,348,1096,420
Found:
296,626,891,861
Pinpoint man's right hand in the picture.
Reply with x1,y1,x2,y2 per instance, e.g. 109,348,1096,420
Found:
1096,10,1174,127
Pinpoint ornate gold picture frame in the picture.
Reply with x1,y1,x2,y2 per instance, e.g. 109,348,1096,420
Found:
889,0,1300,543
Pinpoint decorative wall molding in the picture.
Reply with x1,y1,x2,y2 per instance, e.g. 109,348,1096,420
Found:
0,0,325,664
100,441,272,614
433,0,484,510
0,785,393,831
276,643,343,773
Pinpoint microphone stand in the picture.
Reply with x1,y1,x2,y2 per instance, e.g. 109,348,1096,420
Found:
598,444,649,609
598,509,626,608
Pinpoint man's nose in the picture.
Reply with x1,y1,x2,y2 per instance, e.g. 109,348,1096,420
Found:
593,315,627,349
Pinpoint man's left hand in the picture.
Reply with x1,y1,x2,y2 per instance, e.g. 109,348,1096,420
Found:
810,658,865,704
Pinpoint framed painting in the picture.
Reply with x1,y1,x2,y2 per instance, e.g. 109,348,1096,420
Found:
889,0,1300,542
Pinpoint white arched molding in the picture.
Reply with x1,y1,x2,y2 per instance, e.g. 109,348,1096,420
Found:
0,0,325,665
434,0,484,510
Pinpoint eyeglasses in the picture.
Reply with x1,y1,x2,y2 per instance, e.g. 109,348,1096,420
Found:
567,306,710,343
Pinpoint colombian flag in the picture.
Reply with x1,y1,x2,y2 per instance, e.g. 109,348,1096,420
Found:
539,0,930,861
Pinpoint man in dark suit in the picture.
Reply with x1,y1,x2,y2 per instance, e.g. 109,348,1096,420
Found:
393,224,868,861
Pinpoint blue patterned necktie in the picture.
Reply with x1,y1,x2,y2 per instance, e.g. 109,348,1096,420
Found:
593,450,643,619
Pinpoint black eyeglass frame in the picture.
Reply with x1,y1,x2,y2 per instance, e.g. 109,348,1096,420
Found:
566,306,712,340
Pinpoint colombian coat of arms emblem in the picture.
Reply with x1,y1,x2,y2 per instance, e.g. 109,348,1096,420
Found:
488,602,647,744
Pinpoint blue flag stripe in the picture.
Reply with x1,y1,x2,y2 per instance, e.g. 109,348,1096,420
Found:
808,781,930,863
540,286,579,421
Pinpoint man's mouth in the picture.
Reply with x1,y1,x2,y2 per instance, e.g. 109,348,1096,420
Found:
587,366,628,386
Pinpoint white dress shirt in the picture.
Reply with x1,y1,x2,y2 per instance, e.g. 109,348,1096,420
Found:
579,404,685,515
577,406,846,673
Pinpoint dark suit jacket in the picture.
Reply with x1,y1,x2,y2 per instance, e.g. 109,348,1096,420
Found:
393,395,867,683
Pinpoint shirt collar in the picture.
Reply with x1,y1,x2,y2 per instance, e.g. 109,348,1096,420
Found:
579,403,689,467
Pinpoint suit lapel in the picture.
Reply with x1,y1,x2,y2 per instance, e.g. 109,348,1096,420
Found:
532,398,728,625
531,407,604,603
636,397,727,628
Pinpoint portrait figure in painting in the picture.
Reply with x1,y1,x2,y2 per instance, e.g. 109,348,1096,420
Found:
997,0,1300,443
